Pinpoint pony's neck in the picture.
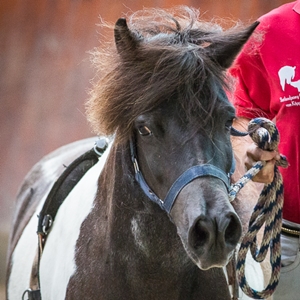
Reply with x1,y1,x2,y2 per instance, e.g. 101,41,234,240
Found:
100,142,189,262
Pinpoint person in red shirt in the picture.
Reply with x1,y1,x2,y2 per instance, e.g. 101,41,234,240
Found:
230,1,300,299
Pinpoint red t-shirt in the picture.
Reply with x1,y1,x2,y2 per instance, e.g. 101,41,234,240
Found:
230,1,300,223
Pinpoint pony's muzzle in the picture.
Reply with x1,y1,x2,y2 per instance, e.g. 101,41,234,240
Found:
189,212,242,269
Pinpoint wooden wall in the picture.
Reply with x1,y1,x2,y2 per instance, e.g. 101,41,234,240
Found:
0,0,291,288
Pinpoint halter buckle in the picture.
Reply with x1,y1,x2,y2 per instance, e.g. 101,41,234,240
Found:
133,158,140,173
41,214,53,235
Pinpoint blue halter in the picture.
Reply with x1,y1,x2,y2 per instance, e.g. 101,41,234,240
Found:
130,138,236,214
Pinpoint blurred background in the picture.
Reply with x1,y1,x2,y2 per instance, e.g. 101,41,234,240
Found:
0,0,291,298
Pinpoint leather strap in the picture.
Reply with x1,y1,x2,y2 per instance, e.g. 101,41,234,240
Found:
37,148,101,238
281,225,300,237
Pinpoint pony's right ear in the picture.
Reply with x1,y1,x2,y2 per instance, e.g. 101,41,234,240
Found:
114,18,139,55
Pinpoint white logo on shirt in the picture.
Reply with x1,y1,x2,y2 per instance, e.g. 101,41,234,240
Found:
278,66,300,107
278,66,298,91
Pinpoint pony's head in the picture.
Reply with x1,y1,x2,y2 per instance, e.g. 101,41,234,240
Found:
87,7,258,270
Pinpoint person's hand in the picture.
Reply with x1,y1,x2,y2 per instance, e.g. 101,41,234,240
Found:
245,143,281,183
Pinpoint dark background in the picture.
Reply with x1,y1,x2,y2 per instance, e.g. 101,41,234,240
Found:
0,0,291,297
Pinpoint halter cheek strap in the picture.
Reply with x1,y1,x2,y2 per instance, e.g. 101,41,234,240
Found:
130,139,234,214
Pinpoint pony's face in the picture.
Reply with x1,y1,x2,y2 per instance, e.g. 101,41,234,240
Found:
134,91,241,270
87,7,258,270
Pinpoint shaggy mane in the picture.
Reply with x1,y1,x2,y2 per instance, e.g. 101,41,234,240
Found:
86,6,237,143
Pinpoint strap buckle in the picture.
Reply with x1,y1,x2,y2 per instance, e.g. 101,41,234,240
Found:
41,214,53,235
22,289,41,300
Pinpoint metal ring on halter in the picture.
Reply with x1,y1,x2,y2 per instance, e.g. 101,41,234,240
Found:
94,137,109,156
22,288,41,300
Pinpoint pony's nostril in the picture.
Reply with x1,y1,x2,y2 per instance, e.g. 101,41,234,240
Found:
191,218,210,249
224,213,242,246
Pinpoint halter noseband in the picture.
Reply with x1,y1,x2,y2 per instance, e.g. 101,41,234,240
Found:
130,138,236,214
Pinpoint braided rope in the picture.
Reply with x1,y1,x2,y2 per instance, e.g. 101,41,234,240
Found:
229,117,288,299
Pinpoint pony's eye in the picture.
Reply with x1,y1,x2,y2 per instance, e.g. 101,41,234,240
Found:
225,120,233,131
138,126,152,136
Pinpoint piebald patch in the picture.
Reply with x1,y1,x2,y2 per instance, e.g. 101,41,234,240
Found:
8,142,112,299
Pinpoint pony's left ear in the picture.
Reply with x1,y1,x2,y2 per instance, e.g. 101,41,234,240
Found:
207,21,259,69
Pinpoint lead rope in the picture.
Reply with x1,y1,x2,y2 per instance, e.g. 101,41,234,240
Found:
229,118,288,299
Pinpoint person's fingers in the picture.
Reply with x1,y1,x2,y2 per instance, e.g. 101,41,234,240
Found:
246,143,279,161
245,143,280,184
